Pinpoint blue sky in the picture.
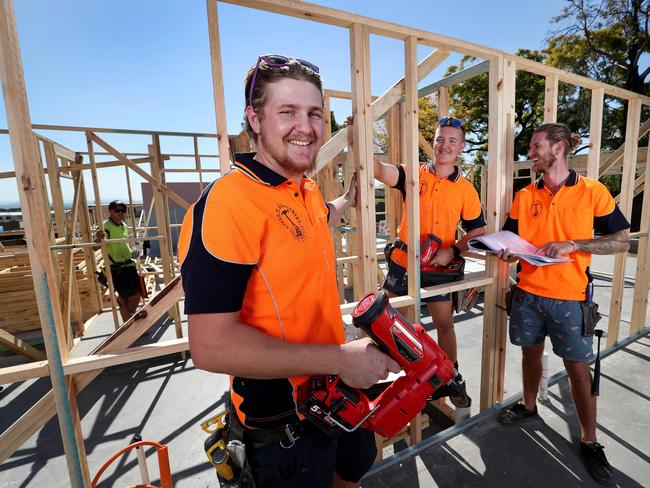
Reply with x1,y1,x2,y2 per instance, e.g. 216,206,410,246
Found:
0,0,569,205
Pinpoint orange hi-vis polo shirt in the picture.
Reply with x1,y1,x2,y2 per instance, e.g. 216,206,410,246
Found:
503,170,630,301
390,163,485,270
178,152,343,429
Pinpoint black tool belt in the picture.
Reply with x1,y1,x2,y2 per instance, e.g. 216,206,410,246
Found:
384,238,408,263
230,411,304,448
392,238,408,252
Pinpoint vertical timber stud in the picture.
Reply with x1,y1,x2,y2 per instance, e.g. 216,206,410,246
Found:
403,36,420,320
86,132,121,329
149,136,184,342
480,55,515,410
607,98,640,346
403,36,422,445
437,86,449,118
207,0,231,172
543,74,558,123
630,129,650,335
349,23,377,295
0,1,90,486
44,141,67,236
587,88,604,179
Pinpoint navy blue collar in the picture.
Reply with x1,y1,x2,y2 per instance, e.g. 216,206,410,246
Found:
428,162,460,182
234,152,288,187
535,169,579,190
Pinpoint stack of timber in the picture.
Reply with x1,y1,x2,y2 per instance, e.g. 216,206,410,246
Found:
0,247,97,339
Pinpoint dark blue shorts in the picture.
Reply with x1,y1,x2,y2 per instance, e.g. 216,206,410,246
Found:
246,425,376,487
383,260,461,303
509,288,594,361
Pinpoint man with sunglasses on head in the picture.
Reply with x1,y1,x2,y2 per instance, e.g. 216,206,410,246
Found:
95,200,144,322
495,123,629,485
179,55,400,488
373,116,486,409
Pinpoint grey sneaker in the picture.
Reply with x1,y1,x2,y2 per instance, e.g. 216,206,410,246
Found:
580,442,613,485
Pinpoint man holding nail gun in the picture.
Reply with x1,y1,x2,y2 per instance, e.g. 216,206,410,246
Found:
179,55,400,488
495,123,630,486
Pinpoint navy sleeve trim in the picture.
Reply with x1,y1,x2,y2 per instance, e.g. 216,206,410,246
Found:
182,258,254,314
391,164,406,199
594,206,630,236
502,216,519,235
461,212,486,232
180,184,255,314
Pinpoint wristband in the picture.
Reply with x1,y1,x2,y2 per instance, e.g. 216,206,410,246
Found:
451,244,462,258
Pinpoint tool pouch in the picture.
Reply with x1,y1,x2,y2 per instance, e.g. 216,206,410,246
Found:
505,285,518,317
225,410,256,488
581,301,601,337
383,242,394,263
203,408,256,488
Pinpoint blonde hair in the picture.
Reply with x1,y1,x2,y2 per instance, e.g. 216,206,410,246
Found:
533,123,581,158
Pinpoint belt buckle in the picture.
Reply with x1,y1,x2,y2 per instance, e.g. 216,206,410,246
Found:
280,424,300,449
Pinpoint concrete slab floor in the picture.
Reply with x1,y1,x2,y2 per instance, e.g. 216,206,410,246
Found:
363,331,650,488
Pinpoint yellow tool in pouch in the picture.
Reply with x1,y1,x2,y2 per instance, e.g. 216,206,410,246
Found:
201,408,235,481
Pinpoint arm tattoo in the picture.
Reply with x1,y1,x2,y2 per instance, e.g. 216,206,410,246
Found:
575,230,630,255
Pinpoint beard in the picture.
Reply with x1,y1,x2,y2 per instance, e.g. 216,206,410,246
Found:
532,152,556,173
259,132,318,175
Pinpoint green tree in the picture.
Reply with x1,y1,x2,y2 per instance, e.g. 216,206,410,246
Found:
446,50,548,162
548,0,649,96
373,97,438,158
445,0,650,161
547,0,650,145
330,111,340,133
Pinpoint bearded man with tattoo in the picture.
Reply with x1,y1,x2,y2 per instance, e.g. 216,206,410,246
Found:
495,123,629,486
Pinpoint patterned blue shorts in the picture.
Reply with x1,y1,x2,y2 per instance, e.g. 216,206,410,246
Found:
509,288,594,361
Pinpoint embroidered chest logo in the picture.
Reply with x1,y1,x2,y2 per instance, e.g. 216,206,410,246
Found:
529,200,543,218
276,205,306,241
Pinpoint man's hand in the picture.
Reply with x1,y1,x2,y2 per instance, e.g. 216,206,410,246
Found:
327,172,358,225
429,247,454,267
536,241,574,258
338,337,401,389
343,172,358,207
496,248,519,263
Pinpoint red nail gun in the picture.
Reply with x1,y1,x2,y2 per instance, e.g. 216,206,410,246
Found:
300,290,468,438
420,233,464,273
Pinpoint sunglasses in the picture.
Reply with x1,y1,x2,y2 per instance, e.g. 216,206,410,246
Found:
438,117,464,129
248,54,320,108
112,208,127,213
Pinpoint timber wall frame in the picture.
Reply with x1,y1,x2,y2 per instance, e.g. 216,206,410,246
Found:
1,0,650,485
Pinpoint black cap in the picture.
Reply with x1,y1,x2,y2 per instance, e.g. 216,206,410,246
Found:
108,200,127,211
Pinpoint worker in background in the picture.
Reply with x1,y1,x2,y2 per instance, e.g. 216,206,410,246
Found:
179,54,400,488
95,200,143,322
371,116,486,408
496,123,630,486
